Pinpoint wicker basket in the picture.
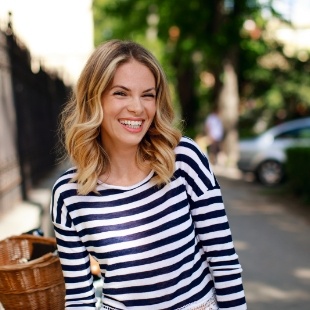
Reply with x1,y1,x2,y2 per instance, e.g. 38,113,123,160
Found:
0,235,65,310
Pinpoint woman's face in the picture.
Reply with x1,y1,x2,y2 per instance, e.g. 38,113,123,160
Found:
100,60,156,152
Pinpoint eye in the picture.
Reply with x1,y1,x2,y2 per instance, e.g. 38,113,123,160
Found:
143,93,156,98
113,91,126,96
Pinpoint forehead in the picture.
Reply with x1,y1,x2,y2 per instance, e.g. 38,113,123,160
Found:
112,60,155,84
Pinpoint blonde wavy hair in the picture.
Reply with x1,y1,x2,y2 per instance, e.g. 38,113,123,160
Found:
60,40,182,195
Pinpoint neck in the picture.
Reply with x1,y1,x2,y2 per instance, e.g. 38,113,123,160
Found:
99,146,151,186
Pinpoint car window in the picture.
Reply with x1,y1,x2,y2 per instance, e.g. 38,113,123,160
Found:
275,127,310,139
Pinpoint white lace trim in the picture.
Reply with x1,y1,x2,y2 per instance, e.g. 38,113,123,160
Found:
178,293,218,310
99,294,218,310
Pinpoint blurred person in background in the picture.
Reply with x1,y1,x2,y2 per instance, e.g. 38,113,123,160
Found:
51,40,247,310
204,106,224,165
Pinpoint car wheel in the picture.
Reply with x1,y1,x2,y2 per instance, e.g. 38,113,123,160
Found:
256,160,284,186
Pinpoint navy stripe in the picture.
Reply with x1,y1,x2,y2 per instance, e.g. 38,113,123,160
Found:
192,209,227,222
95,220,194,259
216,283,244,296
104,236,197,272
214,273,242,283
218,296,247,308
120,273,214,308
196,222,230,234
209,259,240,267
50,136,246,309
79,198,188,236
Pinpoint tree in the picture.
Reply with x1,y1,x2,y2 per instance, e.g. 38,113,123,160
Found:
92,0,309,166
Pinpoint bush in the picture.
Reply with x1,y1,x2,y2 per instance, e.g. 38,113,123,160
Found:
286,147,310,205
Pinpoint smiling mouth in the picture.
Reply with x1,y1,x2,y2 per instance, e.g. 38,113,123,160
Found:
119,120,143,129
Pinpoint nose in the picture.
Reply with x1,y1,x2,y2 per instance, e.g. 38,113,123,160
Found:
128,96,143,115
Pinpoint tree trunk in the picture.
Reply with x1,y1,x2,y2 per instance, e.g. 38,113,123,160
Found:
218,51,239,167
176,64,197,131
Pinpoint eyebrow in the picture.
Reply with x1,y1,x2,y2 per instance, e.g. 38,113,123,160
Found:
110,85,156,93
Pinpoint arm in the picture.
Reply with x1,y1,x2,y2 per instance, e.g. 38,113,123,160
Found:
177,138,247,309
51,179,97,309
191,184,246,309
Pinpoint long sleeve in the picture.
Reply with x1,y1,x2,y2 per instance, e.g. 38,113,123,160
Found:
50,174,97,309
50,139,246,310
176,137,247,309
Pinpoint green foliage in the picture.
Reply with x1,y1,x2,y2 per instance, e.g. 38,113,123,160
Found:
240,40,310,130
92,0,310,136
286,147,310,205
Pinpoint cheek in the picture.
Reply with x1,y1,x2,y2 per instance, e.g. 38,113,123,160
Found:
101,99,119,116
148,102,157,119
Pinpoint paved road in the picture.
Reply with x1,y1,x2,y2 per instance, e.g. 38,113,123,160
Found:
216,172,310,310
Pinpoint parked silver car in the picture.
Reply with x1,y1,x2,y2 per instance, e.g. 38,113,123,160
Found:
237,117,310,185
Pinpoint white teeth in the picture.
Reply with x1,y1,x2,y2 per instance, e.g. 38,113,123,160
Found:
120,120,142,129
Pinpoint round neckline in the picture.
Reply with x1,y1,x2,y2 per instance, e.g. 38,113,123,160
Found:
97,170,154,190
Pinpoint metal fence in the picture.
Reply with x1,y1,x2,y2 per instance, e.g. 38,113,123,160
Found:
0,27,70,211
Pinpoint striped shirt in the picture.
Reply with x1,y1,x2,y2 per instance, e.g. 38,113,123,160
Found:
51,136,247,310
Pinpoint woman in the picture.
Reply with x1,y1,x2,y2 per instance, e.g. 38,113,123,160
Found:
51,40,247,310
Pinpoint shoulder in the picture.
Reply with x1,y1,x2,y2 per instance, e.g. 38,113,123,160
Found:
175,136,209,167
50,167,78,224
174,136,216,188
175,136,203,156
52,167,77,194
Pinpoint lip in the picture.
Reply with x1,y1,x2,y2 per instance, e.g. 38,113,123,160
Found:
119,117,144,121
119,118,145,133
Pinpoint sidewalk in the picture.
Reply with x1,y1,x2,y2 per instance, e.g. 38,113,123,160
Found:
0,161,70,241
